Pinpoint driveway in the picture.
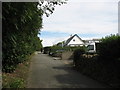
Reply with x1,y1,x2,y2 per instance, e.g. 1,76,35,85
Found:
27,52,108,88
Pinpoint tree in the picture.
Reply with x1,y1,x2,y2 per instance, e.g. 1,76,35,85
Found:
2,2,43,72
2,0,68,72
37,0,68,17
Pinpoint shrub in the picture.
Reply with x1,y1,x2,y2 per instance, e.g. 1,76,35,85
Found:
72,35,120,87
2,76,25,88
9,78,25,88
73,48,85,67
98,34,120,61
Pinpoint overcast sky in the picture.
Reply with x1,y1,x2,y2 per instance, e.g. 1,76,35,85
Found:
38,0,119,47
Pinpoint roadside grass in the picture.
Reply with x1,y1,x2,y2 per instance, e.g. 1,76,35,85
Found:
2,53,34,88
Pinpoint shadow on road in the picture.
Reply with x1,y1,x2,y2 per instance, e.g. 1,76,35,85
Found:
52,64,109,88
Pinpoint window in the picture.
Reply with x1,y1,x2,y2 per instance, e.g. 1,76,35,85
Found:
73,39,75,41
87,45,94,50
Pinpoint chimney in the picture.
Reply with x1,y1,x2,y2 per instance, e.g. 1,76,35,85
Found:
70,34,72,37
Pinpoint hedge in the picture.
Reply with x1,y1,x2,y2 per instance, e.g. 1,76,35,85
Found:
73,34,120,87
2,2,43,73
98,34,120,61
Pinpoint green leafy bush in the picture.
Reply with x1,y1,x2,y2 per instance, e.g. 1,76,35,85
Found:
49,46,86,57
2,2,43,73
3,76,25,88
73,35,120,87
9,78,25,88
98,34,120,61
73,48,85,68
50,46,86,53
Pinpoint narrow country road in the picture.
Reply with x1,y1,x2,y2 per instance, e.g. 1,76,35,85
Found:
27,52,108,88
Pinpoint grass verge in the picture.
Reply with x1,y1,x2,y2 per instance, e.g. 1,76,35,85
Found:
2,53,35,88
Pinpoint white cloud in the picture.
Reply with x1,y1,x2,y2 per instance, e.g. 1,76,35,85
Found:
41,37,55,46
43,21,117,35
68,0,119,2
41,0,119,46
41,36,68,46
43,2,118,32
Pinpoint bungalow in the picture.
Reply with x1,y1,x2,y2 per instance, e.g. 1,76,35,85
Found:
63,34,85,47
55,34,101,53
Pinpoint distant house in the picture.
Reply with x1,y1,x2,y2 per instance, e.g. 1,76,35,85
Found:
55,34,101,53
64,34,85,47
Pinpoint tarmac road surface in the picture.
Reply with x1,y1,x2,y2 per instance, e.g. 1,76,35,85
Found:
27,53,108,88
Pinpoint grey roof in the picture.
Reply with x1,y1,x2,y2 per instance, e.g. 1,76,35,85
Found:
64,34,84,46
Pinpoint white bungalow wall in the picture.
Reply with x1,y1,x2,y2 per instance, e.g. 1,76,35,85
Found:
67,36,84,46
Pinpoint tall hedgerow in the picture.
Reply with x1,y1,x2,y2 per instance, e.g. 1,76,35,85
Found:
2,2,43,72
98,34,120,61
